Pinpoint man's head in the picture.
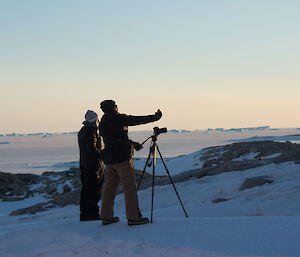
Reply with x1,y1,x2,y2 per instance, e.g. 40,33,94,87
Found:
100,100,118,113
85,110,98,123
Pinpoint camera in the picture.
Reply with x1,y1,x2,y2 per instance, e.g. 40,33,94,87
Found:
153,127,167,136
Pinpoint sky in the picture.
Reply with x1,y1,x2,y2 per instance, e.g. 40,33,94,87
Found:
0,0,299,133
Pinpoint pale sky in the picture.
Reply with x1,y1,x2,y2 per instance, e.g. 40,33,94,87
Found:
0,0,299,133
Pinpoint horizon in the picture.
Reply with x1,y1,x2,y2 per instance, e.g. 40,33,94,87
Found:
1,126,300,136
1,1,300,133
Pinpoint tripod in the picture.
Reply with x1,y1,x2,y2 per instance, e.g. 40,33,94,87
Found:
136,130,189,223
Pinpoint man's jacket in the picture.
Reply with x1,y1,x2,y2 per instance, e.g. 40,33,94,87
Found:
99,111,159,164
78,121,102,169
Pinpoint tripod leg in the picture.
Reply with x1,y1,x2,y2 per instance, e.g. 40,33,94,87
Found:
136,147,152,191
157,146,189,218
151,144,157,223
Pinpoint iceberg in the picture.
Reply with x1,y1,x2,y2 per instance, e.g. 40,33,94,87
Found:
0,141,11,145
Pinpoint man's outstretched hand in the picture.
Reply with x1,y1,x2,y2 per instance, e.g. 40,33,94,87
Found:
155,109,162,120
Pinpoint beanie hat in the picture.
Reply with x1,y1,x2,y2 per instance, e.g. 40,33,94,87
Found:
85,110,98,122
100,100,117,113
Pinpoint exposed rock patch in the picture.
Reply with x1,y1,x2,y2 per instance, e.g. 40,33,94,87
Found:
0,168,81,202
200,141,300,169
212,198,230,203
0,172,40,201
239,176,274,191
50,190,80,206
10,203,48,215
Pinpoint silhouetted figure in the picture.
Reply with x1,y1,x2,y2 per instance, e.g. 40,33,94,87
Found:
78,110,104,221
99,100,162,226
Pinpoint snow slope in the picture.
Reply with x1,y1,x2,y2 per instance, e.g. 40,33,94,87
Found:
1,162,300,257
134,149,204,176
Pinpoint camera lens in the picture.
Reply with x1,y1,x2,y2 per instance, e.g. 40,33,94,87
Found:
153,127,167,136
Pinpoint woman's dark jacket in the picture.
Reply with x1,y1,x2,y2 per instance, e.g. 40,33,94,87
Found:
99,111,159,165
78,121,102,169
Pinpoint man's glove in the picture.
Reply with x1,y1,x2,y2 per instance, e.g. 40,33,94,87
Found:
154,109,162,120
132,141,143,151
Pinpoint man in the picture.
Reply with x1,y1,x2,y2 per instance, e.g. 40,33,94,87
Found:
78,110,104,221
99,100,162,226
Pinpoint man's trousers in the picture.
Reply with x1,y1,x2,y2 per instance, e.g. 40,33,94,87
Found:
100,160,140,220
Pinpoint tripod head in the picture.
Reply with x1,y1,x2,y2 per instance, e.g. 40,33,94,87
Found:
141,127,168,145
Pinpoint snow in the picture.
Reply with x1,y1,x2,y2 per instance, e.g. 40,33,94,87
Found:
134,149,204,176
29,183,43,191
233,152,259,161
56,184,65,194
1,162,300,257
263,153,282,159
0,195,47,217
1,130,300,256
1,215,299,257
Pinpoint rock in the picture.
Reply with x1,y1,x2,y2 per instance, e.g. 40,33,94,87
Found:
0,167,82,201
39,184,57,197
50,190,80,206
239,176,274,191
206,159,272,176
63,184,72,194
201,141,300,168
9,203,47,215
0,172,41,200
9,190,81,216
213,198,230,203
